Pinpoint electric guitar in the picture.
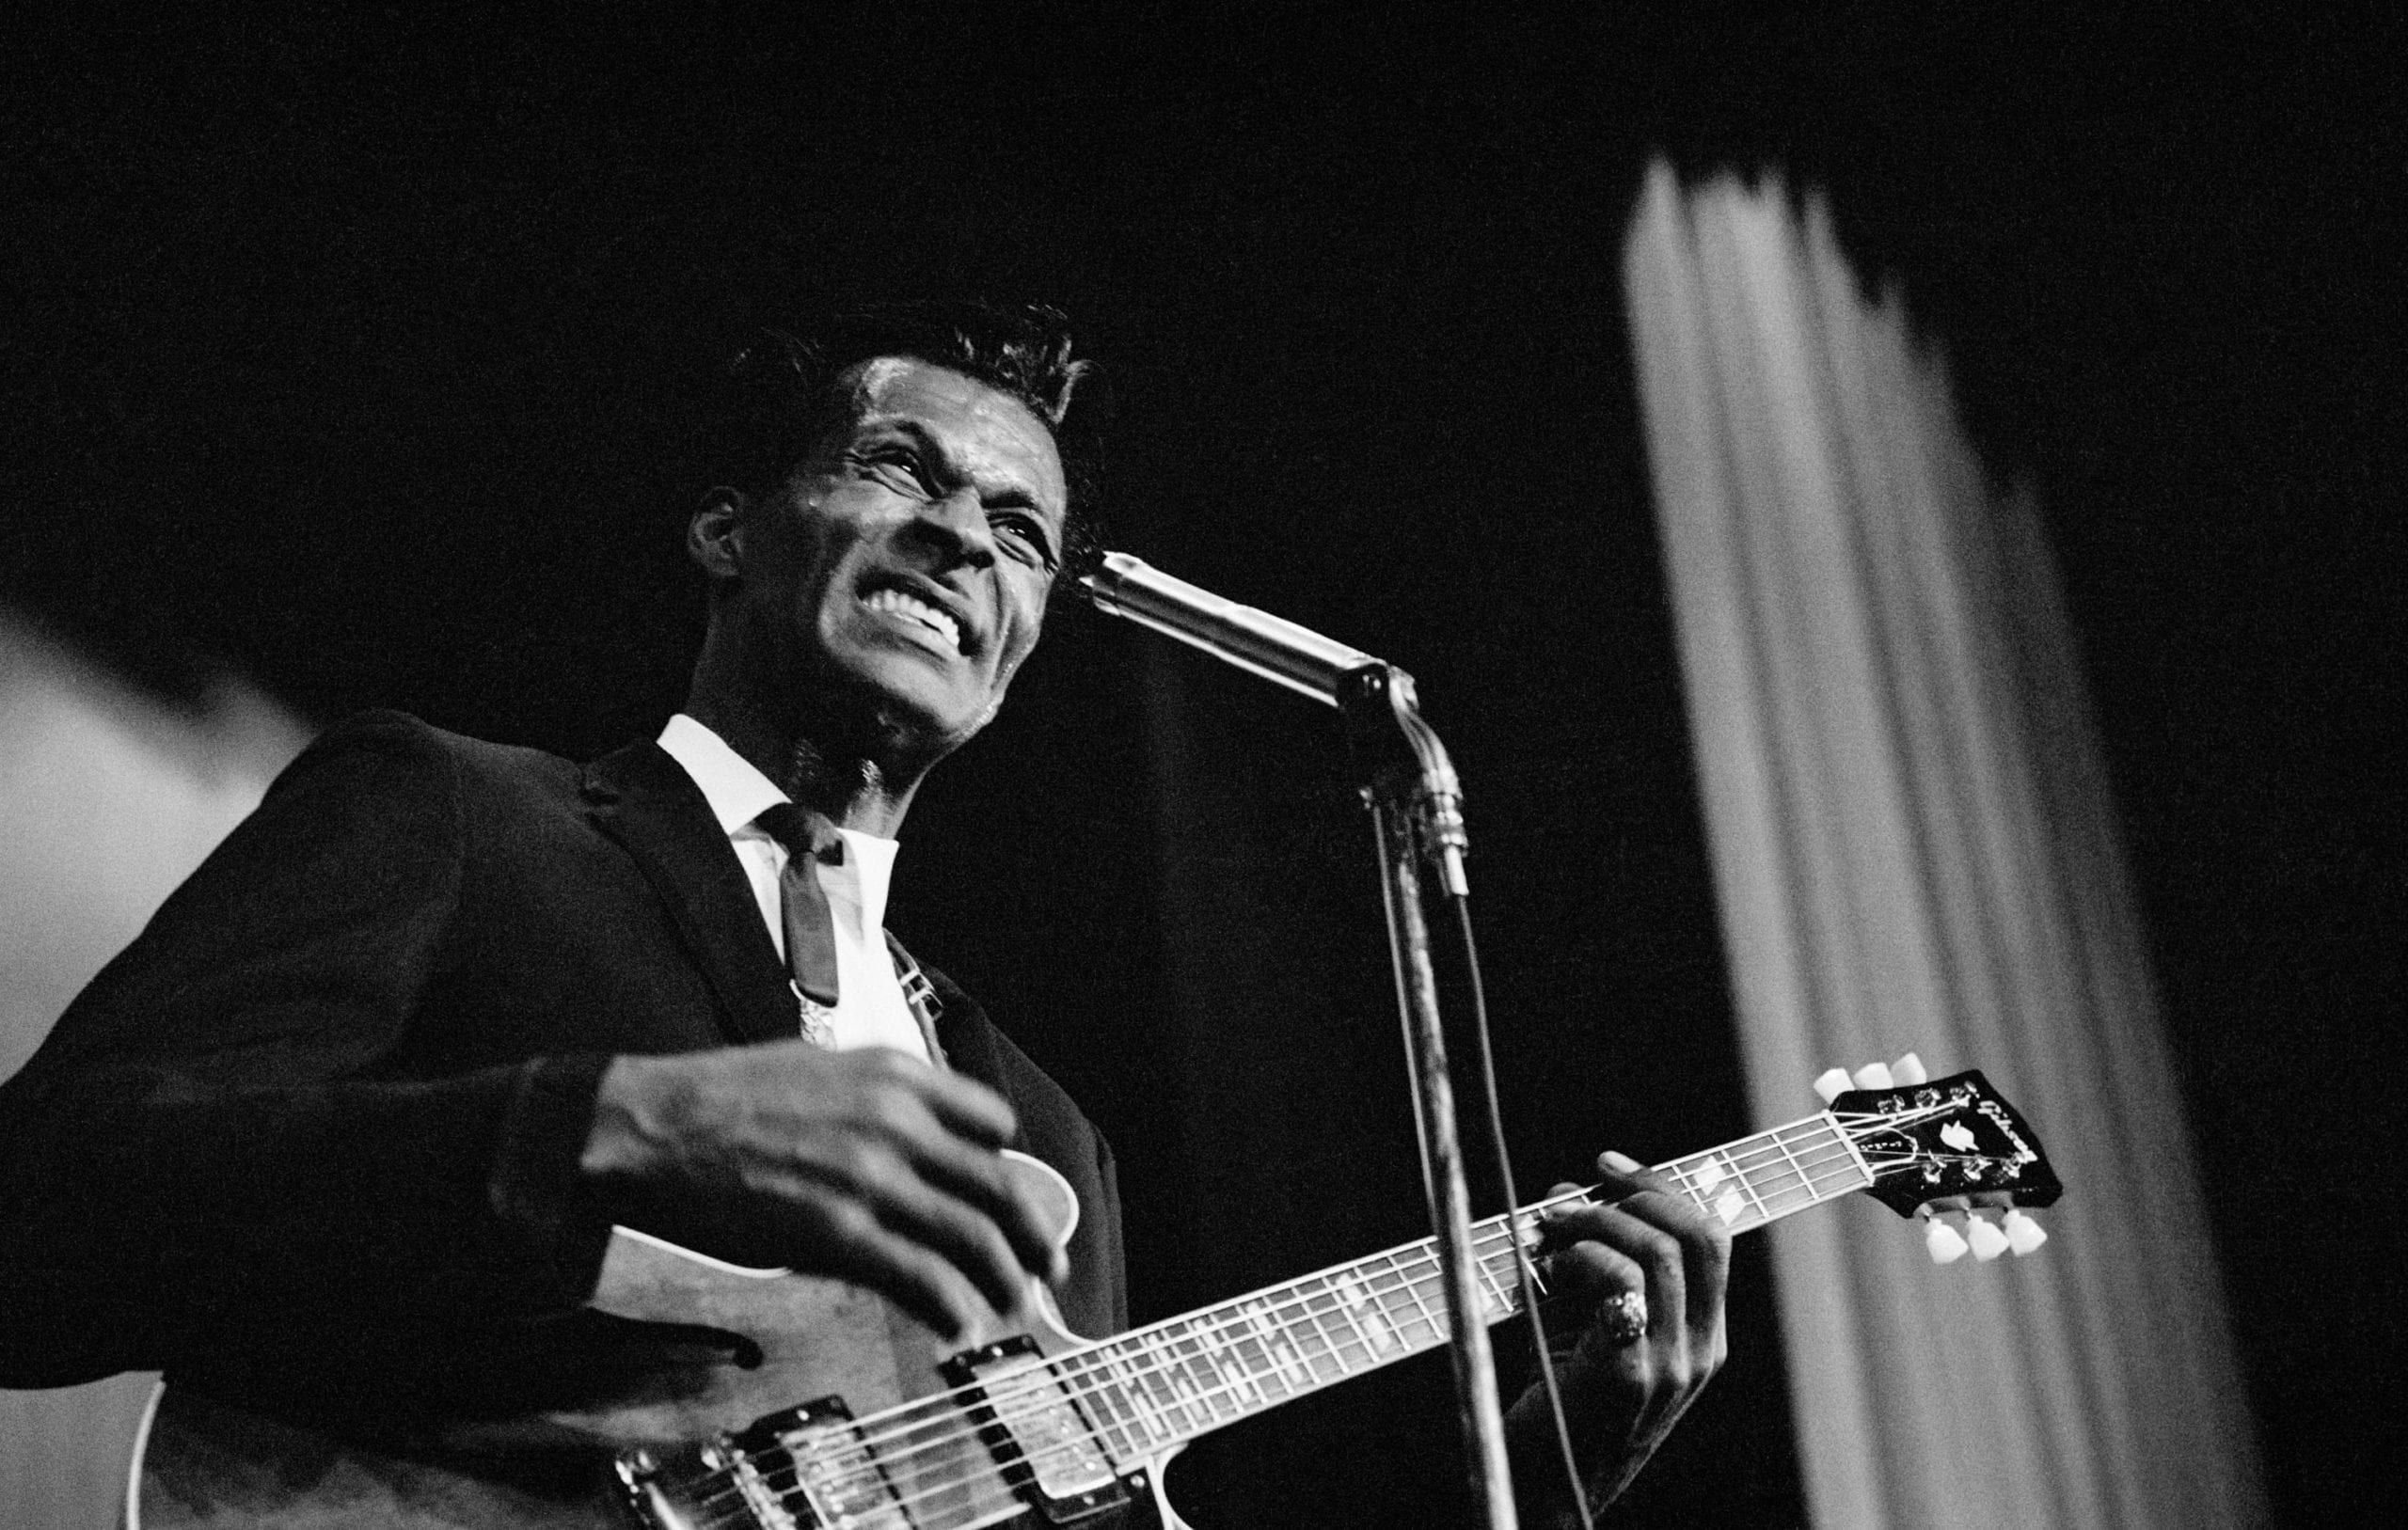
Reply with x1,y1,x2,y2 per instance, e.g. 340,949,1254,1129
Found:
127,1061,2059,1528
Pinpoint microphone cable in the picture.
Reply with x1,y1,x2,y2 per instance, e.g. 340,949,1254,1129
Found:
1449,891,1596,1530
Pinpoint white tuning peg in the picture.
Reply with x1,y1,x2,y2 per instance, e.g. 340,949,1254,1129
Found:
2003,1208,2049,1255
1891,1052,1927,1085
1852,1062,1895,1091
1965,1213,2010,1261
1814,1067,1853,1104
1924,1214,1970,1264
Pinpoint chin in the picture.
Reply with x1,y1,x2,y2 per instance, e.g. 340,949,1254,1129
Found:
819,664,989,757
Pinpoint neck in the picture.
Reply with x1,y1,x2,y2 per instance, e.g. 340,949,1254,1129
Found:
681,686,924,838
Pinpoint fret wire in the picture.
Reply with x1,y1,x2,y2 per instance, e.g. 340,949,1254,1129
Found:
1729,1156,1773,1229
1130,1326,1190,1437
1091,1341,1150,1451
1254,1301,1301,1400
1238,1300,1300,1400
1325,1274,1381,1374
1054,1348,1147,1459
1767,1125,1823,1210
1296,1287,1341,1383
1158,1321,1211,1430
1278,1278,1332,1381
1172,1320,1230,1423
1159,1321,1205,1423
1228,1302,1273,1402
1333,1267,1395,1362
1769,1122,1832,1212
1318,1275,1366,1368
1663,1158,1703,1205
1386,1249,1447,1348
1293,1277,1353,1382
1109,1345,1173,1449
1199,1317,1251,1415
1373,1257,1427,1352
1095,1352,1153,1458
1257,1295,1315,1395
1365,1252,1419,1351
1218,1309,1270,1410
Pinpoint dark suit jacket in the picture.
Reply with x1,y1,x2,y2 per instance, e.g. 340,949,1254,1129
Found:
0,711,1126,1417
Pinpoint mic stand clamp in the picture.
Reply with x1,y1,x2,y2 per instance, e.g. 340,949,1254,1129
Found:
1338,664,1519,1530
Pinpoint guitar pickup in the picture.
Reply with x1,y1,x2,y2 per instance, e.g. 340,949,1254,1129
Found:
941,1335,1132,1525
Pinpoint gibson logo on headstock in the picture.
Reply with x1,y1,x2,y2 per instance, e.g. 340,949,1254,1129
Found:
1834,1071,2064,1217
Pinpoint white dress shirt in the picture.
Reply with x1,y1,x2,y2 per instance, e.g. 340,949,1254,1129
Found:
655,714,927,1061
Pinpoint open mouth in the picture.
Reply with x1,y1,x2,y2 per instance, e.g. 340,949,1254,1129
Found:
861,584,963,653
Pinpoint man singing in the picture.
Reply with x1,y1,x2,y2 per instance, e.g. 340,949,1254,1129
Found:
0,303,1728,1526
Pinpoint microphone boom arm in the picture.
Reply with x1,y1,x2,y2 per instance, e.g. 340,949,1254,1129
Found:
1079,552,1384,706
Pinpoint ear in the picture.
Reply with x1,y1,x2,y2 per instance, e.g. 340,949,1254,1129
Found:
688,489,749,580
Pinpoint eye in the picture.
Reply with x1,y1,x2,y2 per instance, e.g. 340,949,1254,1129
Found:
854,445,930,494
990,513,1056,571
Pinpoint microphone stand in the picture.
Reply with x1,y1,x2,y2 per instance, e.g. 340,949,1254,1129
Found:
1082,555,1519,1530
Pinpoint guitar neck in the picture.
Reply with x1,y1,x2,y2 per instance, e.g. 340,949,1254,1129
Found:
1054,1109,1872,1458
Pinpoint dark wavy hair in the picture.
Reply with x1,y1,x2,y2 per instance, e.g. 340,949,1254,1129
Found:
699,301,1105,583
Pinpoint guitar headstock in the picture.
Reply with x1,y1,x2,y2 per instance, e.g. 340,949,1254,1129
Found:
1815,1058,2063,1263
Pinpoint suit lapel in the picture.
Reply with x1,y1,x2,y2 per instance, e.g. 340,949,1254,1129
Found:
583,740,794,1046
925,967,1020,1139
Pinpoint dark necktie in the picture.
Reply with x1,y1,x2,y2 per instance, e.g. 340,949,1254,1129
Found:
754,802,846,1041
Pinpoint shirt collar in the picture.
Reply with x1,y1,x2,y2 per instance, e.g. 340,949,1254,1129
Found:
656,714,902,938
657,713,788,835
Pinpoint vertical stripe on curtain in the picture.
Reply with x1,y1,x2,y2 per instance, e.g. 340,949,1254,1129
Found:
1622,163,2265,1530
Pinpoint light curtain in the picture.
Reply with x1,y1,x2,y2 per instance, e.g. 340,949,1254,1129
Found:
0,615,307,1530
1623,163,2264,1528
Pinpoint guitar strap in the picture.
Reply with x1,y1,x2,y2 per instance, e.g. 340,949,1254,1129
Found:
885,933,950,1072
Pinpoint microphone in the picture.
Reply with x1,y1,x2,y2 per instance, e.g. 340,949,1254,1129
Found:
1076,552,1384,705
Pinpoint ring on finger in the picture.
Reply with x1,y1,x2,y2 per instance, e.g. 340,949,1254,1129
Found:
1599,1287,1649,1346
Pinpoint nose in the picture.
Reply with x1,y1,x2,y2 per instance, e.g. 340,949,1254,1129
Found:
912,484,999,569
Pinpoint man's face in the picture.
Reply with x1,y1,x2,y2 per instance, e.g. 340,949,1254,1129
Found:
729,357,1069,760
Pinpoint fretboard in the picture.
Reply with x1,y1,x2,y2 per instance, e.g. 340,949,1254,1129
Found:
1050,1109,1872,1460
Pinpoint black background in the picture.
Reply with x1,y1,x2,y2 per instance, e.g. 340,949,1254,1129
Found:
4,5,2399,1524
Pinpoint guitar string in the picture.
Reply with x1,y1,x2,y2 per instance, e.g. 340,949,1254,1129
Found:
674,1102,2003,1523
707,1134,1893,1526
749,1157,1878,1529
809,1115,1859,1462
667,1128,1956,1530
793,1122,1868,1480
725,1128,1889,1518
643,1103,1986,1524
700,1126,1891,1521
686,1193,1640,1529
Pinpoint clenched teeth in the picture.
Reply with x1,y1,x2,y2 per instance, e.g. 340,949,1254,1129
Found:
863,587,962,651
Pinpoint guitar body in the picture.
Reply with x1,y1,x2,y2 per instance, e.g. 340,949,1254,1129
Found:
133,1153,1182,1529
